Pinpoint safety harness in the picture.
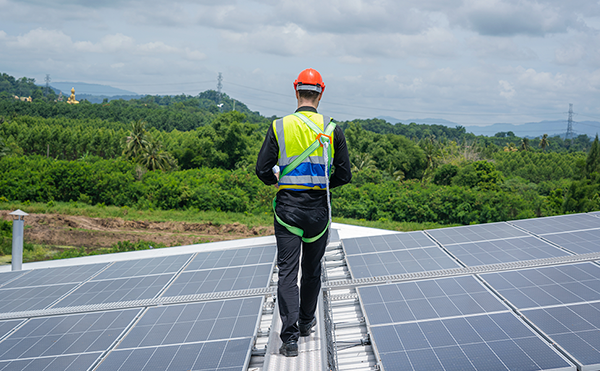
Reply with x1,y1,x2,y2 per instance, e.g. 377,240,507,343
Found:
273,112,336,243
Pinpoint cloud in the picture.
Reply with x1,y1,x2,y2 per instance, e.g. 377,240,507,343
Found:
467,36,537,60
450,0,580,36
0,28,205,61
554,43,586,66
499,80,515,99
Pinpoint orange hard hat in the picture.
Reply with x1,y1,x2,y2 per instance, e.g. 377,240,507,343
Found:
294,68,325,94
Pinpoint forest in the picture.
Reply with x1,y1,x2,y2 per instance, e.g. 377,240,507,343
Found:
1,72,600,229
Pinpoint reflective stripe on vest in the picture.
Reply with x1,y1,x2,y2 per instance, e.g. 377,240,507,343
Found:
274,112,334,191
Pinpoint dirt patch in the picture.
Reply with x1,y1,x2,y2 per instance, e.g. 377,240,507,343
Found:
0,211,274,249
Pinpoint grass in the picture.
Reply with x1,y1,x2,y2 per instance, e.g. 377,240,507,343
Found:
0,200,273,229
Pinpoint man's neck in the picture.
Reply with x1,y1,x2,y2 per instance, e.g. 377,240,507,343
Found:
295,106,318,113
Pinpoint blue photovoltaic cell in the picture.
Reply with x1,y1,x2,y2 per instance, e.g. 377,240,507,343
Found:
0,309,140,361
96,338,252,371
370,312,574,371
163,264,272,296
184,245,276,272
0,353,101,371
2,263,108,289
0,309,140,371
481,263,600,309
96,297,262,371
92,254,193,281
444,236,570,266
523,302,600,370
426,222,527,245
0,271,26,287
346,247,460,279
53,274,173,308
0,320,23,340
0,284,78,313
542,229,600,254
118,297,262,349
359,276,508,325
510,213,600,235
342,232,436,256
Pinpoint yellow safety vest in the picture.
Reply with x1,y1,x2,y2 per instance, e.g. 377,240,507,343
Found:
273,111,335,191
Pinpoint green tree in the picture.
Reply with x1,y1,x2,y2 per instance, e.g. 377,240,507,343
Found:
123,120,149,159
351,152,376,172
520,137,530,151
139,138,177,171
539,134,550,152
585,134,600,176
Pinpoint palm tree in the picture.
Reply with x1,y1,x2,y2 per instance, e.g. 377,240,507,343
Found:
351,152,376,172
539,134,550,152
520,138,530,151
139,139,177,171
123,120,149,159
385,164,405,181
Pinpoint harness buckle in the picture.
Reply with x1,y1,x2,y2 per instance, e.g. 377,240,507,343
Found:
316,133,332,147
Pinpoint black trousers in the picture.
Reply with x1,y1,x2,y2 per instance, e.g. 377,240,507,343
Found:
275,202,329,343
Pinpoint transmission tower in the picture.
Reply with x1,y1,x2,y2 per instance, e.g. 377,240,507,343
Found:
217,72,223,104
44,74,51,96
566,103,574,140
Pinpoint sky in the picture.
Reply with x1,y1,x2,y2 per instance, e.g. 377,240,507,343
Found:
1,0,600,134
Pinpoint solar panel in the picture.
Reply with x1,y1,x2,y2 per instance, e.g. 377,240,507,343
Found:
53,274,174,308
0,309,141,371
342,232,437,256
542,229,600,254
444,236,570,266
358,276,508,325
1,263,108,289
0,284,78,313
369,312,575,371
346,247,460,279
95,338,253,371
163,264,273,296
95,297,263,371
480,263,600,310
0,353,101,371
183,245,276,271
510,213,600,235
92,254,193,281
0,271,26,288
426,222,528,245
118,297,262,348
523,302,600,371
0,320,22,341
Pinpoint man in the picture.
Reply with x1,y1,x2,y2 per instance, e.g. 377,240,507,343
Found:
256,68,352,357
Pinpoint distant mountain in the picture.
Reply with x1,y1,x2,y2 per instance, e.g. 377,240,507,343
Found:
377,116,462,127
466,120,600,138
77,94,144,104
376,115,600,138
52,82,137,97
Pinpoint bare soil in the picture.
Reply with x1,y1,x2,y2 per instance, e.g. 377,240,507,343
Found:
0,211,274,249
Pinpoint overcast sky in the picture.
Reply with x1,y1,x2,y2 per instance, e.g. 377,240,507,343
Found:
1,0,600,132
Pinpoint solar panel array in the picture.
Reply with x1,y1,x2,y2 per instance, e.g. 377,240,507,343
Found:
0,245,277,371
342,212,600,371
343,232,461,279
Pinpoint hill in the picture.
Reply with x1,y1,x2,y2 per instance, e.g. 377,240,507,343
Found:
377,115,600,138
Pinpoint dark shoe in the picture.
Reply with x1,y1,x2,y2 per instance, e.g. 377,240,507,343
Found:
299,317,316,337
279,340,298,357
